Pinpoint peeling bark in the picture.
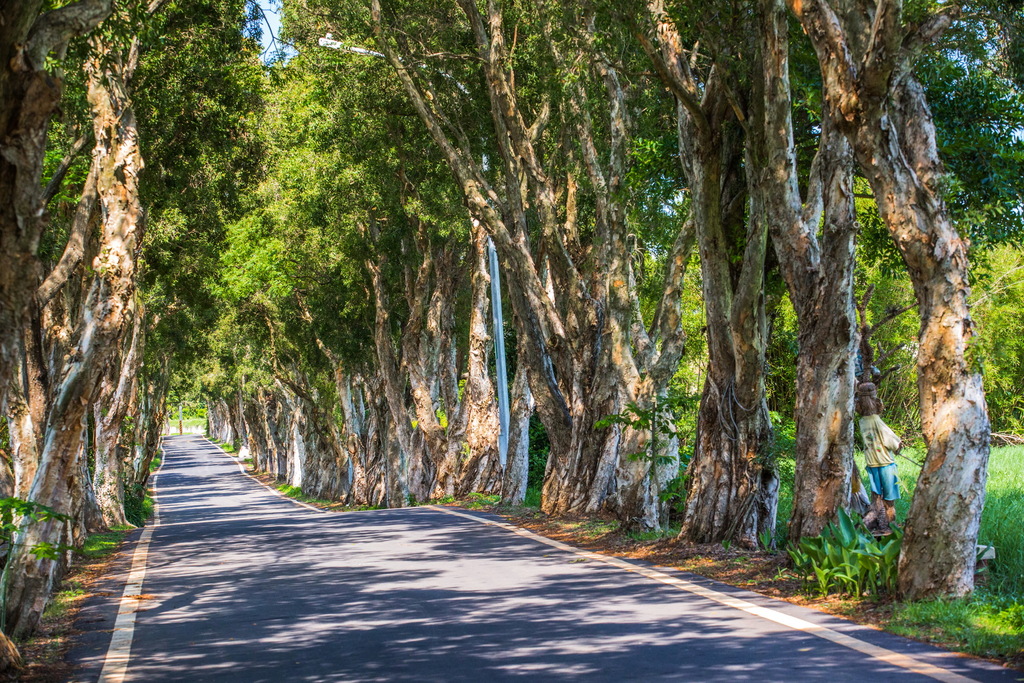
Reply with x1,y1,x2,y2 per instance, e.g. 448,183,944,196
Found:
639,4,777,546
132,355,168,489
754,0,859,543
789,0,991,600
372,0,695,527
93,300,144,528
3,36,144,637
500,346,534,505
0,0,112,397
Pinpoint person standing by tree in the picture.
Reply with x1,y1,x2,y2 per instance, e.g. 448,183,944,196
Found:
855,382,902,535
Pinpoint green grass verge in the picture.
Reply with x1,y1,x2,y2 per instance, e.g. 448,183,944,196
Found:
271,482,383,511
41,586,85,622
464,492,501,510
887,592,1024,663
274,483,334,507
771,444,1024,664
42,526,134,625
79,527,133,559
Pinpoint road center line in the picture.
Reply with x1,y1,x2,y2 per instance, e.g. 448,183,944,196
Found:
98,446,166,683
425,505,977,683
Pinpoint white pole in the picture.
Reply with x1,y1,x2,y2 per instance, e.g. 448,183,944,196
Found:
488,236,510,466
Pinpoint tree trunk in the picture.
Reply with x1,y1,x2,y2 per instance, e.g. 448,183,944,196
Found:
132,357,168,489
500,349,534,505
367,256,432,504
0,0,112,393
93,301,144,528
4,377,39,500
753,0,859,542
3,36,144,637
453,226,502,496
789,0,991,599
372,1,694,526
0,629,22,672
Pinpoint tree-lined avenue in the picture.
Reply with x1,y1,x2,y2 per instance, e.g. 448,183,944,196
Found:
72,436,1013,682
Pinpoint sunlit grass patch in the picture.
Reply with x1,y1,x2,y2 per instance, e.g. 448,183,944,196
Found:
979,446,1024,595
626,525,680,542
888,593,1024,663
79,529,131,559
465,492,500,510
41,588,85,622
274,483,332,507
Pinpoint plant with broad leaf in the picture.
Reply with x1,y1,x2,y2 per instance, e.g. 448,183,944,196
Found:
594,391,698,467
788,508,902,598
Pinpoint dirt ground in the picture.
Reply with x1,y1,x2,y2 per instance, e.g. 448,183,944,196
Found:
9,540,128,682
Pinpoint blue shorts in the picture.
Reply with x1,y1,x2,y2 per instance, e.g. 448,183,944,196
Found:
866,463,900,501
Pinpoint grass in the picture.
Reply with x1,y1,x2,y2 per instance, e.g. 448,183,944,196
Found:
215,441,236,453
882,445,1024,665
274,483,335,507
626,524,680,542
888,592,1024,663
464,492,501,510
42,526,134,625
79,527,134,559
523,486,542,509
270,481,383,511
775,446,1023,590
770,444,1024,665
40,587,85,622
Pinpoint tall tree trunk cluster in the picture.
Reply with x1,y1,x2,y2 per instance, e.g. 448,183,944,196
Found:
352,0,988,595
369,0,698,531
787,0,991,600
0,16,167,658
211,218,532,510
0,1,998,663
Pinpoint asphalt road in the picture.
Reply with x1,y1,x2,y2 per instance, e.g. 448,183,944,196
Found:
68,435,1018,682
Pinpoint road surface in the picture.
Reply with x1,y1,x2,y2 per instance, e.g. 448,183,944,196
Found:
68,435,1015,682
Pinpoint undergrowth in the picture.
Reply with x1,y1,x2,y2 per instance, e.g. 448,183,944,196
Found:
888,592,1024,664
275,484,333,506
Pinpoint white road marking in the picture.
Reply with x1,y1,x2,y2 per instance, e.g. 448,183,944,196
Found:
425,506,979,683
98,443,167,683
202,436,327,514
97,439,979,683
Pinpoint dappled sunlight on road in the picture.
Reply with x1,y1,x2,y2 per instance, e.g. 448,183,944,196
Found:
97,436,1006,682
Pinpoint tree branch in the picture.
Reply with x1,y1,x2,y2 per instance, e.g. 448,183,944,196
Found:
26,0,112,68
36,162,99,309
42,131,92,205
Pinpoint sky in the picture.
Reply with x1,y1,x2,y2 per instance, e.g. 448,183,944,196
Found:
258,0,283,57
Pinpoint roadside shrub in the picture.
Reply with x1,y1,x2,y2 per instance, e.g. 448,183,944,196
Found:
123,482,153,527
788,508,902,597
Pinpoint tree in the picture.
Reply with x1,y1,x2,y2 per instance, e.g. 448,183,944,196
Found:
752,0,860,543
639,0,778,546
0,0,113,401
788,0,991,598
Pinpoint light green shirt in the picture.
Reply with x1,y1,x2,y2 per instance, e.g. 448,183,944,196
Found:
859,414,901,468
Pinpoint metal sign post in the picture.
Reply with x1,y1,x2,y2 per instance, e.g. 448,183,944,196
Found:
487,236,510,466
